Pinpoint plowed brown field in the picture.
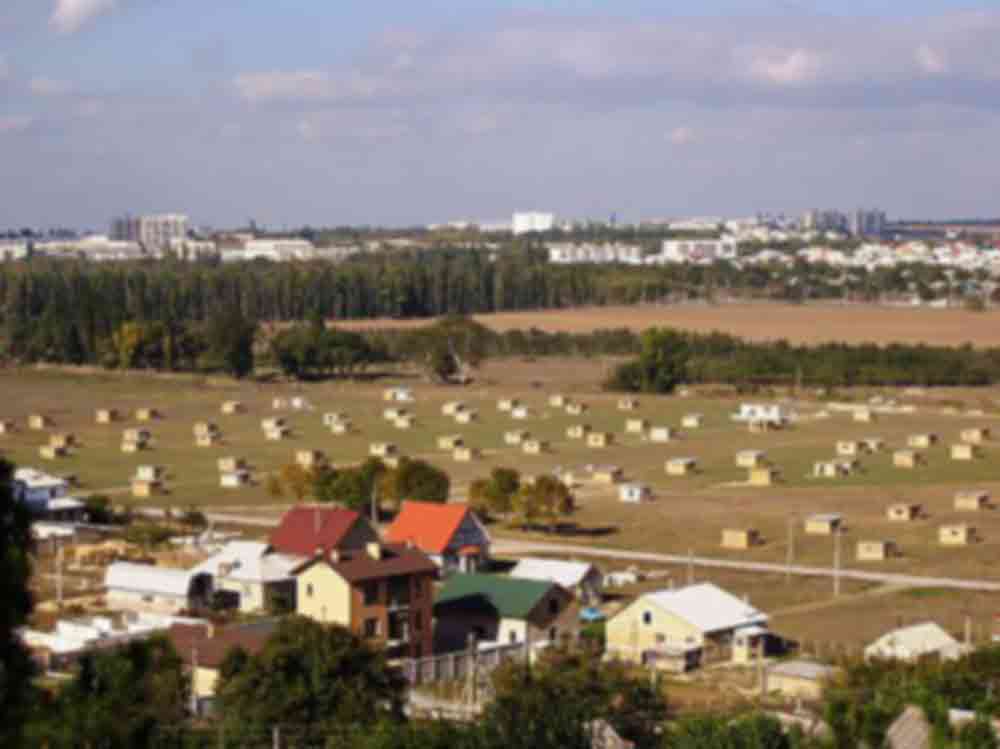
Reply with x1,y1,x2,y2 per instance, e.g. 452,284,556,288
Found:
338,303,1000,346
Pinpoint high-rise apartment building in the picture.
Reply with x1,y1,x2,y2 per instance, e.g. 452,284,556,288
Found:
111,214,189,248
512,211,555,235
851,209,886,237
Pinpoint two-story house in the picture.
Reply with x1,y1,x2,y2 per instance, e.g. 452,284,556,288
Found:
293,541,437,659
384,501,490,574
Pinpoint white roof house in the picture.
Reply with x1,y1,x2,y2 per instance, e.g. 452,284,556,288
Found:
510,558,602,592
642,582,768,636
865,622,968,662
191,541,300,584
104,562,212,613
13,468,69,504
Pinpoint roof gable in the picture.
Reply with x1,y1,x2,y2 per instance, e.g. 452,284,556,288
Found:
435,573,556,619
385,501,476,554
268,506,364,557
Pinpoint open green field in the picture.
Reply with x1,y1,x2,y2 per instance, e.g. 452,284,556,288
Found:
3,360,1000,581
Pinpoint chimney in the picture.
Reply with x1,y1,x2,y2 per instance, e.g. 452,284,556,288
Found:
366,542,382,560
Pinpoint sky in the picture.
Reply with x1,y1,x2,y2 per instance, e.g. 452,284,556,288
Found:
1,1,999,229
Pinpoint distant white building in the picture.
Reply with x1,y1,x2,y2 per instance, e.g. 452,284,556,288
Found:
548,242,643,265
652,239,738,265
513,212,556,235
168,237,218,261
111,214,189,249
13,468,70,505
34,236,146,262
732,403,788,425
0,241,28,261
232,238,317,262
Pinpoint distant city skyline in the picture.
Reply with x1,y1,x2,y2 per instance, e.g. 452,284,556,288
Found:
2,2,1000,227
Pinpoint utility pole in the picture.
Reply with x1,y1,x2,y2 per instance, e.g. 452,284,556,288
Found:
786,516,795,583
833,529,842,597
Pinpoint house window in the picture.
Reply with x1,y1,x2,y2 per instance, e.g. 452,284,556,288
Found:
363,618,379,638
642,611,652,626
306,583,314,598
363,581,379,606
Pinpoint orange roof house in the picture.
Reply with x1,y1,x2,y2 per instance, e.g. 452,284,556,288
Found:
385,501,492,574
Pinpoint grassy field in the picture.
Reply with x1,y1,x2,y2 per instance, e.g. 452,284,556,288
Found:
3,360,1000,583
339,302,1000,347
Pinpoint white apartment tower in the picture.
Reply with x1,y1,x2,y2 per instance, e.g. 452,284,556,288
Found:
112,214,189,249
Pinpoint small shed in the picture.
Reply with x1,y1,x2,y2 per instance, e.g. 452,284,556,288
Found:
264,426,290,441
442,401,466,416
736,450,767,469
39,445,66,460
455,410,478,424
504,430,529,446
196,432,221,448
950,443,980,461
522,439,547,455
619,483,652,503
812,460,854,479
566,424,591,439
272,397,289,410
682,414,703,429
49,433,75,449
887,503,921,522
295,450,326,469
960,427,990,445
497,398,520,412
836,440,862,457
954,490,990,512
193,421,219,437
135,465,163,482
939,524,975,546
329,421,351,435
765,660,840,701
0,419,14,434
95,408,119,424
260,417,285,431
857,540,897,562
123,428,151,444
29,414,51,430
853,408,875,423
453,446,480,462
587,432,613,448
650,427,675,443
220,470,250,489
617,397,639,411
722,528,761,550
893,450,923,469
394,415,416,430
437,435,464,450
592,465,624,485
217,457,246,473
121,441,145,454
907,433,937,449
625,418,649,434
565,402,588,416
666,457,697,476
863,437,884,453
384,455,403,469
322,412,347,427
370,442,397,458
510,406,531,420
748,467,778,486
383,407,408,421
805,513,842,536
548,394,567,408
131,479,162,498
220,401,244,415
135,408,160,422
383,387,414,403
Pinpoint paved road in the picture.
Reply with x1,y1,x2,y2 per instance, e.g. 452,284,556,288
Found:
491,538,1000,593
137,508,1000,593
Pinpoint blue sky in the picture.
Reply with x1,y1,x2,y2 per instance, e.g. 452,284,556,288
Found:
2,1,999,229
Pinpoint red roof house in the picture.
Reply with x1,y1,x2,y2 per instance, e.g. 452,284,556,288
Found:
268,506,378,558
384,501,491,573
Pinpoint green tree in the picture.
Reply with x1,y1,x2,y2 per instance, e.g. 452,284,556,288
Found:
379,458,450,509
0,459,34,748
469,467,521,520
214,617,406,746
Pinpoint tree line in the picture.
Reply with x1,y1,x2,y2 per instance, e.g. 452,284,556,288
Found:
609,328,1000,392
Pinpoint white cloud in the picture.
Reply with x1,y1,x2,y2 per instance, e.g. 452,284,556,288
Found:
51,0,118,35
0,115,34,134
668,126,697,146
916,44,948,75
234,71,383,103
746,48,823,86
30,77,72,96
